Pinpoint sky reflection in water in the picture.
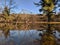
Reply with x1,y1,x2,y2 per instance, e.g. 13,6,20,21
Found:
0,30,60,45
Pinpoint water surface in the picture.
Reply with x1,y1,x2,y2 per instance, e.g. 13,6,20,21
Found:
0,23,60,45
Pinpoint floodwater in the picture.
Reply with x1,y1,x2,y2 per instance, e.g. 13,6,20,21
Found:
0,23,60,45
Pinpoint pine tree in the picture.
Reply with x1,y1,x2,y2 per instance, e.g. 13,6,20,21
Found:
34,0,59,45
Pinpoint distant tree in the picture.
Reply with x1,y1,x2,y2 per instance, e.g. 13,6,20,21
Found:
2,0,17,16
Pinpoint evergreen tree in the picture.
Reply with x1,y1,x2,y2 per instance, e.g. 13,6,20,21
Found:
34,0,59,45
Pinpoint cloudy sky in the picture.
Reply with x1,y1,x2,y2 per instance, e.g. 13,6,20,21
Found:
0,0,60,14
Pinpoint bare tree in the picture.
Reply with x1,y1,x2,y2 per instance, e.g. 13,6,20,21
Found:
2,0,17,16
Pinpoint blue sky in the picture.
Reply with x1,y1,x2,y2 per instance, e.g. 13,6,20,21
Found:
14,0,40,14
0,0,60,14
14,0,60,14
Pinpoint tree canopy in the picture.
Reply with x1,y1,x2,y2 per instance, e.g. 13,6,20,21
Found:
34,0,59,14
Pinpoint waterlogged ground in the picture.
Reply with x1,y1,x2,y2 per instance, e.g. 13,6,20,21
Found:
0,23,60,45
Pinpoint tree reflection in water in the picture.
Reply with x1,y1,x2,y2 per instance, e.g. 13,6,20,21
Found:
0,23,60,45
